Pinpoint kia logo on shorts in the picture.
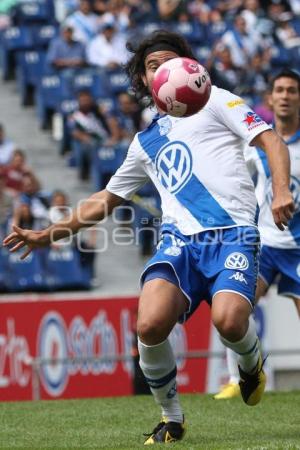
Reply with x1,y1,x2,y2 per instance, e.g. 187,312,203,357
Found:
225,252,249,271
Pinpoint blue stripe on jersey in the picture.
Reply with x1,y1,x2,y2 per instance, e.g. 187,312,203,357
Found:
138,121,235,228
288,212,300,245
256,147,270,178
285,129,300,145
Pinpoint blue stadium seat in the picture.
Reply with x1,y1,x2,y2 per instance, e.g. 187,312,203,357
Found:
132,183,161,256
91,145,125,191
44,246,90,290
7,249,47,292
32,24,58,49
1,26,34,79
173,20,205,45
16,50,46,105
107,69,130,95
36,71,74,128
12,0,56,25
73,68,112,99
270,46,292,69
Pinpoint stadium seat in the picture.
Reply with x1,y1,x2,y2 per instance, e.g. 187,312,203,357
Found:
6,249,47,292
174,20,205,45
132,183,161,256
73,68,112,99
36,71,74,128
1,26,34,80
44,245,91,290
107,69,130,95
91,145,126,191
16,50,46,105
32,24,58,49
11,0,56,25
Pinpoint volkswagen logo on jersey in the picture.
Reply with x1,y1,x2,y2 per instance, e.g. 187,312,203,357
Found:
266,175,300,212
37,312,69,397
155,141,193,194
225,252,249,270
242,111,263,130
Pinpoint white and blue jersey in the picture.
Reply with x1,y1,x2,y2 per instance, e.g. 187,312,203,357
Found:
107,86,271,234
245,128,300,298
106,86,271,316
245,129,300,249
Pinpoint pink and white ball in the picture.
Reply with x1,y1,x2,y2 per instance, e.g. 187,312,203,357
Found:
152,57,211,117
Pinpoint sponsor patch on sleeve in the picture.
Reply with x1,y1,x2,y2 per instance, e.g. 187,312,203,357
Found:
226,99,245,108
242,111,264,130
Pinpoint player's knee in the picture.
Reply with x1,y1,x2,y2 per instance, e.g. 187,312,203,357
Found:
137,318,167,345
213,315,243,341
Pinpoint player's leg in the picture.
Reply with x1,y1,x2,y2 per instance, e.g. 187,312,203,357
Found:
212,292,266,406
137,277,188,444
292,297,300,317
214,275,269,400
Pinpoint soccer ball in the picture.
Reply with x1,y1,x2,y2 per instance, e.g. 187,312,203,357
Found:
152,57,211,117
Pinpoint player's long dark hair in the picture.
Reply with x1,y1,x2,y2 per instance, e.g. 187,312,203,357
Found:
125,30,196,102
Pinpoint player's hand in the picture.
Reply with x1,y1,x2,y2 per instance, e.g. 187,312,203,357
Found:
272,190,295,231
2,225,50,259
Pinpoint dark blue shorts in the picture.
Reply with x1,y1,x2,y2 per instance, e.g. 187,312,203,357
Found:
141,225,260,322
259,245,300,299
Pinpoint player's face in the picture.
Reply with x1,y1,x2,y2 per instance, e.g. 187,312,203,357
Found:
270,76,300,119
142,50,179,92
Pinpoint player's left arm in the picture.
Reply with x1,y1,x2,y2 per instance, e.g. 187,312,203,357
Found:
251,129,295,230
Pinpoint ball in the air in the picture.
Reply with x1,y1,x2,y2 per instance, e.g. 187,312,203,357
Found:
152,57,211,117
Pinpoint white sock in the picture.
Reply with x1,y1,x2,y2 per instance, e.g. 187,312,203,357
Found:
138,338,183,423
220,316,260,374
226,348,239,384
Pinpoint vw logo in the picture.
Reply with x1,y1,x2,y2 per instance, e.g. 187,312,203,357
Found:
266,175,300,213
225,252,249,271
155,141,193,194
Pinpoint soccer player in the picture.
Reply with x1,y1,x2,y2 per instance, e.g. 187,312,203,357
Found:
214,68,300,401
3,32,294,444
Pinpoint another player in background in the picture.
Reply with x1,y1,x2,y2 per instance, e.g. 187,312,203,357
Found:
215,69,300,400
3,32,294,445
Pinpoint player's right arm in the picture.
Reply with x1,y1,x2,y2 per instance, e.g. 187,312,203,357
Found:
3,189,123,259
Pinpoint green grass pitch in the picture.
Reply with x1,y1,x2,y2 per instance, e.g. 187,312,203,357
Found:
1,392,300,449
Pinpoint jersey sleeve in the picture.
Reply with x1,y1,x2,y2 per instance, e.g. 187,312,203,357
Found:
243,144,259,178
210,88,271,144
106,136,149,200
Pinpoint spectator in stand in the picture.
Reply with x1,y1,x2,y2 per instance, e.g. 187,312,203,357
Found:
240,0,266,33
221,14,262,68
2,149,32,195
205,8,227,45
275,12,300,48
68,90,120,180
241,51,270,100
156,0,187,22
13,173,50,229
46,24,86,70
100,0,131,33
0,124,16,166
206,43,243,93
87,18,129,69
0,170,14,237
116,92,142,146
216,0,243,21
65,0,98,44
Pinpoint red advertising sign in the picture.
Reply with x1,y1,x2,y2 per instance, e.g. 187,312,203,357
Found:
0,296,211,401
